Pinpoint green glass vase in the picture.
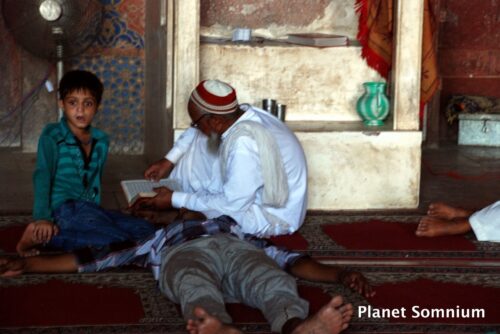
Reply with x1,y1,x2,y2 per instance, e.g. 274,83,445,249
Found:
356,82,390,126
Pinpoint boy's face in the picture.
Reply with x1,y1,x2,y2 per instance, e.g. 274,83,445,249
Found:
59,89,98,132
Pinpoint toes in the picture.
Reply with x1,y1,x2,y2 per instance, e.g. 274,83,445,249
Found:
193,306,210,320
329,295,344,308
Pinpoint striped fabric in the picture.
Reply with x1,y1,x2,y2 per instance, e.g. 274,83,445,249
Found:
32,118,109,221
76,216,306,280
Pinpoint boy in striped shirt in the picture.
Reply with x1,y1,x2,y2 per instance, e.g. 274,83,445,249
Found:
16,70,155,256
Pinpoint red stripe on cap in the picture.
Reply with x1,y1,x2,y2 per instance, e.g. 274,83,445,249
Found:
190,80,238,114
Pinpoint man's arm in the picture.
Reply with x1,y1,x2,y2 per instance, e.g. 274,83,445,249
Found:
144,127,199,181
3,231,162,278
250,237,375,298
0,253,78,277
288,257,375,298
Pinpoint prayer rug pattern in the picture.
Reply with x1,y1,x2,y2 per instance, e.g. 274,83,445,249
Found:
1,215,499,334
1,267,498,333
278,215,500,259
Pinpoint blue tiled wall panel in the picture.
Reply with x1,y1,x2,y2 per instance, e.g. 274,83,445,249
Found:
70,56,144,154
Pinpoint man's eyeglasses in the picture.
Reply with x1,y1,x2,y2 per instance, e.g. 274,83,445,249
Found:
190,113,209,128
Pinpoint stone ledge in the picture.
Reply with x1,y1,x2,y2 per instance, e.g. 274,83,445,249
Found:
286,120,393,132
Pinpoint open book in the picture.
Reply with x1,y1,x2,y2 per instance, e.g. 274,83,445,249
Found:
120,178,181,206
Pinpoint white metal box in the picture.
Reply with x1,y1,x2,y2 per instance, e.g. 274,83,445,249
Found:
458,113,500,147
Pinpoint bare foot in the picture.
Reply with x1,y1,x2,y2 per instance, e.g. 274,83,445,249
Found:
186,307,242,334
415,216,472,237
0,256,26,277
291,295,353,334
427,202,472,220
16,223,41,257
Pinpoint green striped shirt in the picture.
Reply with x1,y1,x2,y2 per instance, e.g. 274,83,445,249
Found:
32,118,109,221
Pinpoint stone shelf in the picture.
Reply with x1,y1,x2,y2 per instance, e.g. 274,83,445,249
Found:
286,120,393,132
200,36,361,48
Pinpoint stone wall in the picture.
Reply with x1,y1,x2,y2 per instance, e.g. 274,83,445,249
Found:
200,0,358,39
438,0,500,141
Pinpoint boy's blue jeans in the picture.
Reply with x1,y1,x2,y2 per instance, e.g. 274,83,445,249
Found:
48,200,156,251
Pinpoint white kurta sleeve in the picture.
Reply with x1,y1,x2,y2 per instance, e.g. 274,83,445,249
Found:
165,127,198,164
171,136,266,233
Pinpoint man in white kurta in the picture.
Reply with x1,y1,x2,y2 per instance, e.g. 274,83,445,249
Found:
137,80,308,237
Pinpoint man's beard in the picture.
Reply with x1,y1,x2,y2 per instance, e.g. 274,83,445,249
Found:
207,131,221,155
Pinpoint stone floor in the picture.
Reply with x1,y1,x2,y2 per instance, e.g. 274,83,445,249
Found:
0,143,499,215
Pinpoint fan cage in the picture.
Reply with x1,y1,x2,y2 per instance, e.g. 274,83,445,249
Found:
2,0,103,60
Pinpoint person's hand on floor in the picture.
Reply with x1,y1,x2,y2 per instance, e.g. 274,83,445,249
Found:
339,270,375,298
288,257,375,298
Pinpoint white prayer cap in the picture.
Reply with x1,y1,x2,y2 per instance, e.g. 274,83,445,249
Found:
190,79,239,114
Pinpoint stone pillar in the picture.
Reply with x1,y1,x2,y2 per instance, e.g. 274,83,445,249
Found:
172,0,199,128
391,0,425,130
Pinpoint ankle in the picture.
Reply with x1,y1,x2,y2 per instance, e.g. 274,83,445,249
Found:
453,219,472,234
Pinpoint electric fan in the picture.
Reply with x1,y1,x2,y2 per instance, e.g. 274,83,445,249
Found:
2,0,103,116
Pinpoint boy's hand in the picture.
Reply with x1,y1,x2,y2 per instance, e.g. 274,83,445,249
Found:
339,270,375,298
33,220,59,243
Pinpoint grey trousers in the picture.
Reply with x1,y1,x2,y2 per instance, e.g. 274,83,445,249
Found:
159,234,309,332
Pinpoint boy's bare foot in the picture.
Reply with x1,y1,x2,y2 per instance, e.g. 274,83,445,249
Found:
0,256,26,277
415,217,472,237
186,307,242,334
427,202,471,220
291,295,353,334
16,223,41,257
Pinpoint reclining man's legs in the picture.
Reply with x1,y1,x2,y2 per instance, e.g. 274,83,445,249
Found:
159,235,233,325
159,234,353,333
159,234,308,331
220,234,308,332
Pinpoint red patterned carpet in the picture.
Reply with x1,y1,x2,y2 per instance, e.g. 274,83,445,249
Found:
1,215,499,334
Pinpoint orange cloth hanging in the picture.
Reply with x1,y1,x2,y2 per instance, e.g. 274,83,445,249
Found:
356,0,439,106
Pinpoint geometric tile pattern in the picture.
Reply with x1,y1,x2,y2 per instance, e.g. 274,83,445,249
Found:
70,0,146,154
70,55,144,154
97,0,145,49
